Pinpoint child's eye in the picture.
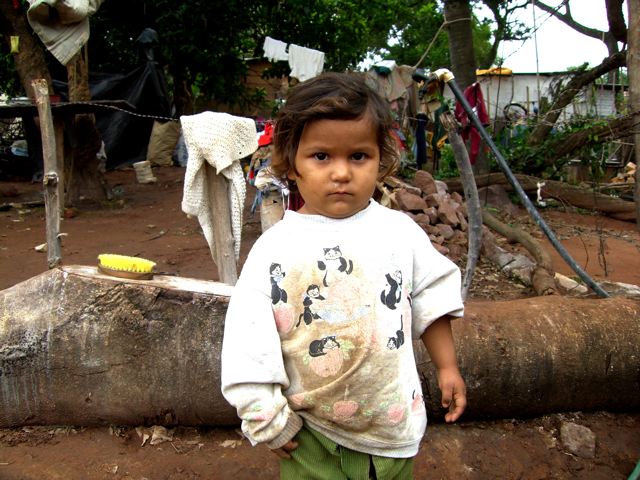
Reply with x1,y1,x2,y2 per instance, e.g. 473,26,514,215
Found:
313,152,328,161
352,152,367,161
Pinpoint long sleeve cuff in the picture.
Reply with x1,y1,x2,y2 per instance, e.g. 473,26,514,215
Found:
266,411,304,450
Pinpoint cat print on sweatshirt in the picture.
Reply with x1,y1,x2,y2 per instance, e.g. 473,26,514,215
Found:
309,335,340,357
296,284,326,327
380,270,403,310
269,263,288,304
387,316,405,350
317,246,353,287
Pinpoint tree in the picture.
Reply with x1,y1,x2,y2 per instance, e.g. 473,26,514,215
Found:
1,2,107,204
532,0,626,59
443,0,478,90
86,0,402,116
479,0,531,68
628,0,639,231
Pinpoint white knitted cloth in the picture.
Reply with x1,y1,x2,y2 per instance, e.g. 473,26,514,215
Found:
181,112,258,260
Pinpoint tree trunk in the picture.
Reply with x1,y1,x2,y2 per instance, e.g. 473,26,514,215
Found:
628,0,640,231
417,295,640,421
527,52,627,146
0,2,52,100
65,48,107,205
443,0,477,90
1,267,638,427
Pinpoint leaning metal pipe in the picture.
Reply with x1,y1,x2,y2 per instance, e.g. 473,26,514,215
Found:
433,69,609,298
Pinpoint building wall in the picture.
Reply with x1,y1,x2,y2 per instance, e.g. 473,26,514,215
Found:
442,72,621,122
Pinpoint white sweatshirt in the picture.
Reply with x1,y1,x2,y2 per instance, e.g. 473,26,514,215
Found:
221,200,463,458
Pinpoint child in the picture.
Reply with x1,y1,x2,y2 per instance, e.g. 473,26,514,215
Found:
221,72,466,479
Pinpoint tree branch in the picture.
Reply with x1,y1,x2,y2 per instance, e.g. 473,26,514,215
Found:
527,51,627,145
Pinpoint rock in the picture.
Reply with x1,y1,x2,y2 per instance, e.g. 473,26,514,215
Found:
437,199,460,226
424,207,439,224
395,189,428,212
560,421,596,459
434,223,455,240
413,170,438,196
435,180,448,194
413,213,431,226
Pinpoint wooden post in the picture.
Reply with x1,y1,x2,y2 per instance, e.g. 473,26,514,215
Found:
205,165,238,284
54,117,65,214
31,79,62,268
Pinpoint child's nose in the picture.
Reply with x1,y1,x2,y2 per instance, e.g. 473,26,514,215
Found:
330,159,351,182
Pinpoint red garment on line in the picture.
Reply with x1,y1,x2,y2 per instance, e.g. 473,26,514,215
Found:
454,82,489,164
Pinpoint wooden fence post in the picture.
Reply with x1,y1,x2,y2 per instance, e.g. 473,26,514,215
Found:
31,78,62,268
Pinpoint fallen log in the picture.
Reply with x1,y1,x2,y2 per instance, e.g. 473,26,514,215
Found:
418,295,640,420
445,173,636,221
1,267,638,428
0,266,237,428
482,208,557,296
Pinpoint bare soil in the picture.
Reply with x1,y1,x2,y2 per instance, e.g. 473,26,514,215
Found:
0,165,639,479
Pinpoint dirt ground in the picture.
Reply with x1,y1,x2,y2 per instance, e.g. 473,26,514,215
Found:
0,165,639,479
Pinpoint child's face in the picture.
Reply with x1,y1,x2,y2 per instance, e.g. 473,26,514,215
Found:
288,115,380,219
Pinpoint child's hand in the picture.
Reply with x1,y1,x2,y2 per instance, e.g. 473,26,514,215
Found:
438,366,467,423
271,440,298,459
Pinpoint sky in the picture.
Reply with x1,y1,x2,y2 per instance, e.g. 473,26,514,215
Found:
488,1,626,73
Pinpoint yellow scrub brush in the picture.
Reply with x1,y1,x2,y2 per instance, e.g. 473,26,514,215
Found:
97,254,156,280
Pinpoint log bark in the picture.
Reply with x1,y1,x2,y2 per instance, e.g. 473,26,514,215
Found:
0,266,237,428
445,173,637,221
417,295,640,420
1,267,638,428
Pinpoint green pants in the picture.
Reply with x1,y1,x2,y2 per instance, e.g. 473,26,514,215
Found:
280,425,414,480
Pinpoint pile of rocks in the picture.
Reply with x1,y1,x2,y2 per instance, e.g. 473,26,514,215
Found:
379,170,469,261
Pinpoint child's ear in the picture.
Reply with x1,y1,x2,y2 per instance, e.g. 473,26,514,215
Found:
286,169,297,180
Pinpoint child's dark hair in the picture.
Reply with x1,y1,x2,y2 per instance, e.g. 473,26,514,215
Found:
271,72,400,180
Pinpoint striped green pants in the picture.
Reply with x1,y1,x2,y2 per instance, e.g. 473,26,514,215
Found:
280,425,414,480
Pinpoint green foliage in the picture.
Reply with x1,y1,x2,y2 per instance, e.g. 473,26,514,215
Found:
434,144,460,179
498,114,615,180
381,2,493,70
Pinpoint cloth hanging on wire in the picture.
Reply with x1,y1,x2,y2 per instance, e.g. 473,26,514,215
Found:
262,36,289,62
288,44,325,82
454,82,489,164
415,113,428,169
27,0,105,65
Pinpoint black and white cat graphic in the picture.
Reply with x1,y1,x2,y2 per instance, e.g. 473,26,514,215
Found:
296,284,326,327
309,335,340,357
380,270,403,310
269,263,288,305
317,246,353,287
387,316,405,350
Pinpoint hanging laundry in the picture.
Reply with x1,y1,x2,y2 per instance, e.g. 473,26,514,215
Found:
262,36,289,62
454,82,489,165
288,44,325,82
26,0,105,65
257,122,274,147
415,113,428,169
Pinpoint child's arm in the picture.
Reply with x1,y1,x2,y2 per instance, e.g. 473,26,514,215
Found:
421,315,466,423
